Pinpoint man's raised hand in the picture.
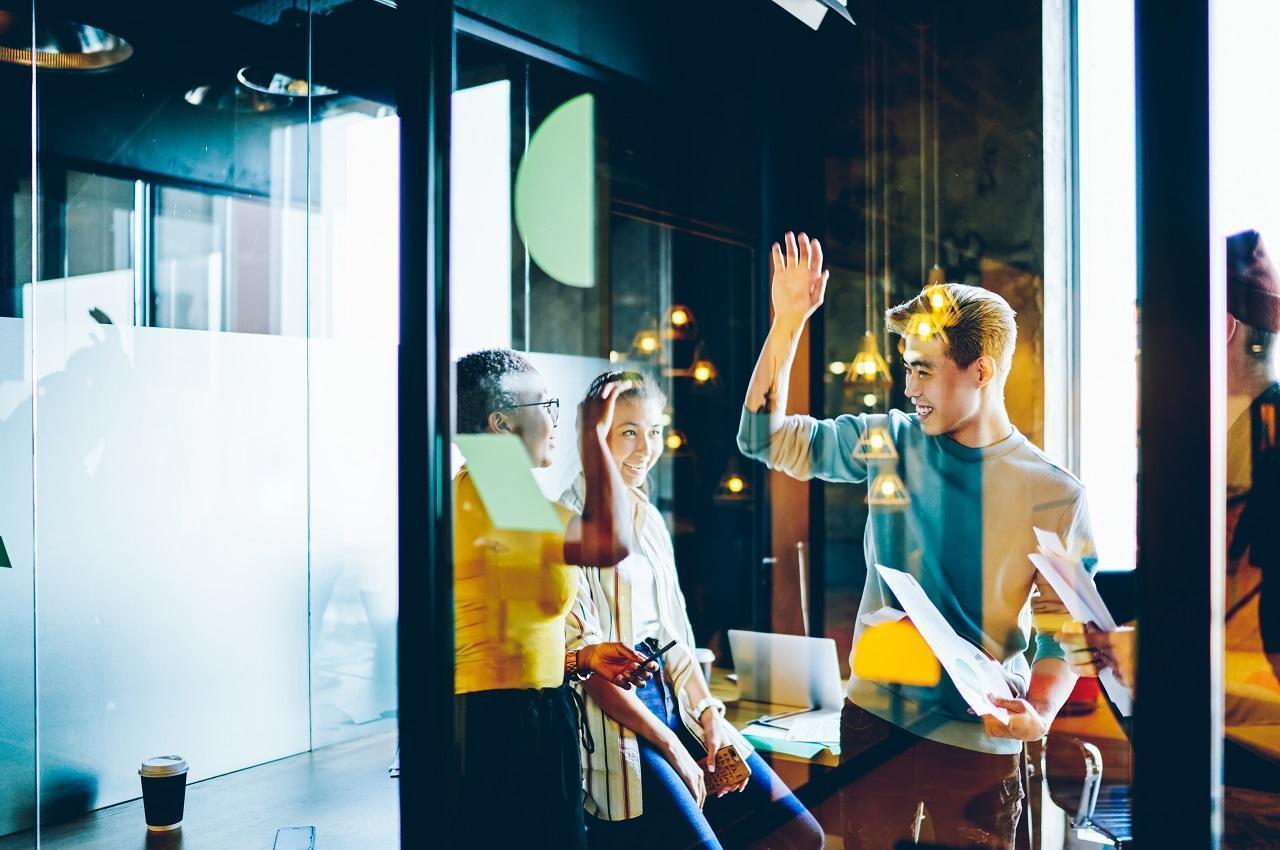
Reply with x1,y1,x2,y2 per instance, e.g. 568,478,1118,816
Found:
770,231,829,328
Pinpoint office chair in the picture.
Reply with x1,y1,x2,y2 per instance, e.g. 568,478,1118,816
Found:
1043,736,1133,849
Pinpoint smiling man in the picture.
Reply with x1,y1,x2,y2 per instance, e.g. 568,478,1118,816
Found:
737,232,1096,849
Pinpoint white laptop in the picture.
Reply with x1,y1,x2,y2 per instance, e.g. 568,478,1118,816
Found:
727,629,845,710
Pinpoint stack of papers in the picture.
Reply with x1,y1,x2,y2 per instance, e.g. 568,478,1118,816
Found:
1029,528,1133,716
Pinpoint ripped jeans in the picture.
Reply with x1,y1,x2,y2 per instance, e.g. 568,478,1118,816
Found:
837,702,1024,850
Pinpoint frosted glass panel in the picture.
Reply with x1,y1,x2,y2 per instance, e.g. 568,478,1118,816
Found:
5,2,405,842
309,339,398,745
33,315,310,813
0,317,35,838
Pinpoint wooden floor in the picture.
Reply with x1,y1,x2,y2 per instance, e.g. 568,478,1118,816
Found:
0,731,400,850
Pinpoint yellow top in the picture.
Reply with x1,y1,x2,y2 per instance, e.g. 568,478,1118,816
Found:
453,469,578,693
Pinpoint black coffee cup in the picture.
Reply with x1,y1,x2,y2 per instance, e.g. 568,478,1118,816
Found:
139,756,188,831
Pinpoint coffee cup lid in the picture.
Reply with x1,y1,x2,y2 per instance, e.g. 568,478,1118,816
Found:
139,755,189,777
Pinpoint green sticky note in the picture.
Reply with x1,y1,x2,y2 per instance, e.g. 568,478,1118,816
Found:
742,733,828,759
454,435,562,533
0,535,10,568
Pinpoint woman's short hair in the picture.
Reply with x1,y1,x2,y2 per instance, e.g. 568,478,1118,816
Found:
885,283,1018,375
455,348,535,434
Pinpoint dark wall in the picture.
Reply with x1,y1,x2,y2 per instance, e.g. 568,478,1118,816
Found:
457,0,668,85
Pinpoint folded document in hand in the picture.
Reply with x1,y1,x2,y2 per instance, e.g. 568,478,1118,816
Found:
874,565,1014,724
1029,528,1133,716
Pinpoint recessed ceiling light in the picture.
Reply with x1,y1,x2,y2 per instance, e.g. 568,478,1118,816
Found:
0,12,133,71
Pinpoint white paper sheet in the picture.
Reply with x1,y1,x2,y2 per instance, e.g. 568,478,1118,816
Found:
860,606,907,627
785,710,842,744
1030,529,1134,715
874,565,1013,723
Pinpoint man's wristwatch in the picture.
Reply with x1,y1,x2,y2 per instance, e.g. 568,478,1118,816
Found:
693,696,726,722
565,648,591,682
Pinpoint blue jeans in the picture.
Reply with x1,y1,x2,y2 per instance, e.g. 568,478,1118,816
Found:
587,673,825,850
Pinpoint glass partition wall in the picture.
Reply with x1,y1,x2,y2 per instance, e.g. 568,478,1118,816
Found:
0,2,404,845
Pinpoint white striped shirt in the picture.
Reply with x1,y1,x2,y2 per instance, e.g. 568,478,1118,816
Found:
561,477,753,821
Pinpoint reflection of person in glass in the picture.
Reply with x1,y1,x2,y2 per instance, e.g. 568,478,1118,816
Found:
452,349,657,850
738,233,1095,849
562,370,824,850
1065,230,1280,843
1068,230,1280,684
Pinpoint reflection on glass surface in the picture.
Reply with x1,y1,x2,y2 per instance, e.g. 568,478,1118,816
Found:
0,1,401,845
1213,6,1280,845
0,14,35,846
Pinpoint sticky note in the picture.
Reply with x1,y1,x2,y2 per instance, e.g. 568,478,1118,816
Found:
453,435,562,533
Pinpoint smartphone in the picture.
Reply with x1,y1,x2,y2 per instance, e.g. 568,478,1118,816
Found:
636,638,677,665
274,827,316,850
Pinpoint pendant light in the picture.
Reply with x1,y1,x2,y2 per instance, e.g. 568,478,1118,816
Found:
237,66,337,98
0,11,132,71
929,20,945,286
868,471,911,507
667,305,697,341
664,429,690,456
715,460,751,502
184,83,289,114
631,327,661,357
852,426,898,461
235,5,339,99
843,34,892,393
879,35,893,365
689,354,718,386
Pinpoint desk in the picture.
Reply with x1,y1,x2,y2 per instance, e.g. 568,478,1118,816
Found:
707,666,840,799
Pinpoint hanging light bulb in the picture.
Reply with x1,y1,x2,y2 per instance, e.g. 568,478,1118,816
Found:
853,426,898,461
716,466,751,501
921,282,959,328
664,429,688,454
829,361,849,376
868,471,911,507
862,392,878,408
632,329,661,356
849,332,892,385
690,358,718,385
666,304,698,341
906,312,946,343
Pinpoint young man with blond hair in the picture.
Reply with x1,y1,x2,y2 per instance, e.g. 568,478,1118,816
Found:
737,232,1096,849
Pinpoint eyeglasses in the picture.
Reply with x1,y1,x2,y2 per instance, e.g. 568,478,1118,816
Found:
501,398,560,425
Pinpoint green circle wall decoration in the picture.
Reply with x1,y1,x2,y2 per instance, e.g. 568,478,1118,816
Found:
514,93,596,289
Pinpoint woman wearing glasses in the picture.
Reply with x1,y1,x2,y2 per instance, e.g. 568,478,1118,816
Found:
563,370,824,850
453,349,658,850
